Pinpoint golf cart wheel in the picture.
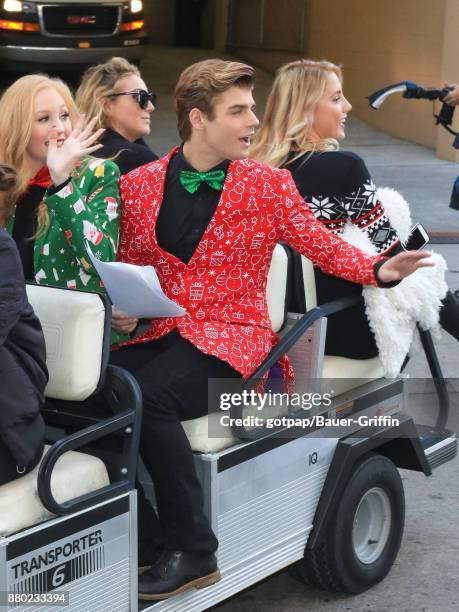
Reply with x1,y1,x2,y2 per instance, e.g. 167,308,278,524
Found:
290,452,405,593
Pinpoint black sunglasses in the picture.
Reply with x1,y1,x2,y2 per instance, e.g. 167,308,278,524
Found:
110,89,157,110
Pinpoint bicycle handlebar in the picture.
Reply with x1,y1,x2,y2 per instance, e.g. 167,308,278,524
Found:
367,80,457,137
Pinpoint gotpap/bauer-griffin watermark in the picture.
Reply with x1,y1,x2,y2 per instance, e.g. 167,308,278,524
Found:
219,414,401,430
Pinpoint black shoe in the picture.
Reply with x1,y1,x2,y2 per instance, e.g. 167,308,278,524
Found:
138,541,165,574
138,550,221,600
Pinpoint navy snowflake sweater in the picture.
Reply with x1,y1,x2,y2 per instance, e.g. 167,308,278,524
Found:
286,150,402,359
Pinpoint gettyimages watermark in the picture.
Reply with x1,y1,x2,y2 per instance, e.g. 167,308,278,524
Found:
207,377,459,439
218,389,333,411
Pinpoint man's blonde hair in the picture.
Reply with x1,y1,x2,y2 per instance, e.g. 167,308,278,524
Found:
174,59,255,141
251,59,342,167
0,74,79,227
76,57,141,130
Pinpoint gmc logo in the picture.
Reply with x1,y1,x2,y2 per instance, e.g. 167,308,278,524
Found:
67,15,97,25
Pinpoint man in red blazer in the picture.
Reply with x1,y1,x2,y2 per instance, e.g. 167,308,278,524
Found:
111,59,432,600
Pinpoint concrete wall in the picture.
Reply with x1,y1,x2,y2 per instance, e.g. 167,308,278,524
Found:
143,0,175,46
437,0,459,162
224,0,306,71
307,0,444,150
214,0,230,51
223,0,459,161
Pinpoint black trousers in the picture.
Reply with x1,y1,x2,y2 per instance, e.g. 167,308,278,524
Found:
439,290,459,342
110,330,241,554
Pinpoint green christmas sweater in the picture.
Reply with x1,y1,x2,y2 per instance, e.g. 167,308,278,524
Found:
8,158,127,344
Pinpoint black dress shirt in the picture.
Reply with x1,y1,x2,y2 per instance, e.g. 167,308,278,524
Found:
156,148,229,264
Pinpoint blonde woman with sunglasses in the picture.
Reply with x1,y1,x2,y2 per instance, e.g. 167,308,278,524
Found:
77,57,158,175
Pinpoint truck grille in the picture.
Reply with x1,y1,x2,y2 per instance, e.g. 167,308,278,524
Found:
41,5,120,36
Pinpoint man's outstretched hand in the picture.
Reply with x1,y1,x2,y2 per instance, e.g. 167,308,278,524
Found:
376,250,434,284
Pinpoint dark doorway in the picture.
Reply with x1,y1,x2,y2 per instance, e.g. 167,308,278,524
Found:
174,0,212,47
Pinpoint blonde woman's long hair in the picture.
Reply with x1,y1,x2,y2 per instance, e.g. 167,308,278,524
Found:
76,56,140,130
251,59,343,168
0,74,79,227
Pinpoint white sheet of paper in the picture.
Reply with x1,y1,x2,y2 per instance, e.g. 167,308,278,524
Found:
86,244,186,318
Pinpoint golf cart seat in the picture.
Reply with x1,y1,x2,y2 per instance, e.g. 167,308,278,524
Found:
183,250,385,453
0,445,109,537
0,285,141,537
295,255,384,385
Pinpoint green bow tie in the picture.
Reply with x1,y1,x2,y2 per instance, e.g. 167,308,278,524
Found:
179,169,226,194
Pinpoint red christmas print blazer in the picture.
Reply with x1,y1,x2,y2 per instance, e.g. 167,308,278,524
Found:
118,147,383,378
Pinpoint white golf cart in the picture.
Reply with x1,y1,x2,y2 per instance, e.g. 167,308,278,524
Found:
0,245,456,611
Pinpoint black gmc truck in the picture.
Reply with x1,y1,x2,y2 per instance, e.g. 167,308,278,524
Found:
0,0,148,71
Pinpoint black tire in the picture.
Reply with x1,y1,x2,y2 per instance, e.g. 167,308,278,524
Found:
289,452,405,594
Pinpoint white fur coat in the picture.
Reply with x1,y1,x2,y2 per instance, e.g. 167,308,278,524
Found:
341,187,448,378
